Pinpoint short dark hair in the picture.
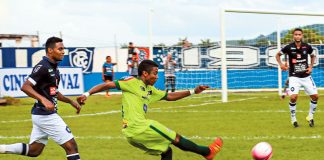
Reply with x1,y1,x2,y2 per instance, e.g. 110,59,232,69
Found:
138,60,158,76
293,28,303,34
106,56,111,59
45,37,63,53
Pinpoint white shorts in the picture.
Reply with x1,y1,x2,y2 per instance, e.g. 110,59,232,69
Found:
29,114,74,145
288,76,318,96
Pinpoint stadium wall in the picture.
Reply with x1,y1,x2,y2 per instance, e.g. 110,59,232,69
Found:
0,46,323,97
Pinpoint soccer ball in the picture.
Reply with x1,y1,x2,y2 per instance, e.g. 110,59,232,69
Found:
251,142,273,160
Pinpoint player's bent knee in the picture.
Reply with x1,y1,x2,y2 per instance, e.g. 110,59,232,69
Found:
27,148,43,157
172,134,181,144
27,143,45,157
62,139,79,154
311,94,319,101
290,96,298,102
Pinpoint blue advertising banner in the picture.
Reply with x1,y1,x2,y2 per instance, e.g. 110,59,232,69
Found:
0,67,84,97
0,47,94,73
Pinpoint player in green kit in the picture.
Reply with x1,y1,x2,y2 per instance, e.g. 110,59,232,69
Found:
77,60,222,160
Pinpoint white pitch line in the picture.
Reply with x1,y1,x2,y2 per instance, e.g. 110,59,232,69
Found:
0,110,120,124
62,110,120,118
1,109,318,124
150,110,324,113
0,119,32,123
0,97,267,124
156,97,259,110
0,135,321,140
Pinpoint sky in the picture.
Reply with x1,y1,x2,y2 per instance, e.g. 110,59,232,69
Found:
1,0,324,47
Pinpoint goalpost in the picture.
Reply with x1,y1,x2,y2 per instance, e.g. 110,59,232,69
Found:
220,9,324,102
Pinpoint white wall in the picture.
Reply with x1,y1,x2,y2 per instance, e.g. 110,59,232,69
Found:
93,48,128,72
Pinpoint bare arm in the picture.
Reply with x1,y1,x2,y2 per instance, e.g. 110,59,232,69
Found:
276,51,288,71
57,92,73,103
166,90,191,101
77,82,117,105
165,85,209,101
306,54,316,74
21,80,55,111
310,54,315,68
58,92,81,114
88,82,117,95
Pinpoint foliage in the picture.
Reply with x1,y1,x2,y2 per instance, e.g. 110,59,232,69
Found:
281,28,324,44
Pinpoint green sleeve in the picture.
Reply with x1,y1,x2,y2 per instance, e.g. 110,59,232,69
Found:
150,86,167,103
114,80,121,90
115,77,137,93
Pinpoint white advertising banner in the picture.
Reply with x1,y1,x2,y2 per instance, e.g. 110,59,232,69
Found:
0,67,84,97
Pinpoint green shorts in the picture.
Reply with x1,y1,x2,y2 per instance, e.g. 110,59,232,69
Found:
126,120,177,155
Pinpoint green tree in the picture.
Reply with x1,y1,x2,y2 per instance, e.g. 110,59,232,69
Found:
199,38,213,47
173,37,186,46
256,38,269,46
238,39,247,45
154,43,167,47
120,43,128,48
281,28,324,44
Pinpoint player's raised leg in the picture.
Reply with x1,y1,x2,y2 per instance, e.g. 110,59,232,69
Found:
0,141,46,157
0,143,31,156
61,138,80,160
161,147,172,160
46,115,80,160
173,134,223,160
0,119,47,157
127,120,222,160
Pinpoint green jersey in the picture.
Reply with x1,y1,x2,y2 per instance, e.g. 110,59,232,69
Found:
114,77,167,137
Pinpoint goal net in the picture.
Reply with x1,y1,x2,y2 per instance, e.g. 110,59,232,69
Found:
154,46,222,101
220,9,324,102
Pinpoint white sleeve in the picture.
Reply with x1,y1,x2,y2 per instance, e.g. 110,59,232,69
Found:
27,77,37,85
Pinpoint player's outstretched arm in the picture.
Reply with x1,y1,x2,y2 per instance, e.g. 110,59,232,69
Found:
165,85,209,101
77,82,117,105
58,92,81,114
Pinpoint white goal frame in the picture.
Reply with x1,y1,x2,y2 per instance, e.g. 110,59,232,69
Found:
220,9,324,102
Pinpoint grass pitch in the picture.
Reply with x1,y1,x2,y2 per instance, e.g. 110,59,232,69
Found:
0,91,323,159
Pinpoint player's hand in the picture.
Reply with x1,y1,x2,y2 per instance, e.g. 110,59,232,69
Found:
280,64,288,71
77,95,87,105
306,67,312,74
194,85,209,94
41,98,55,111
70,100,82,114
